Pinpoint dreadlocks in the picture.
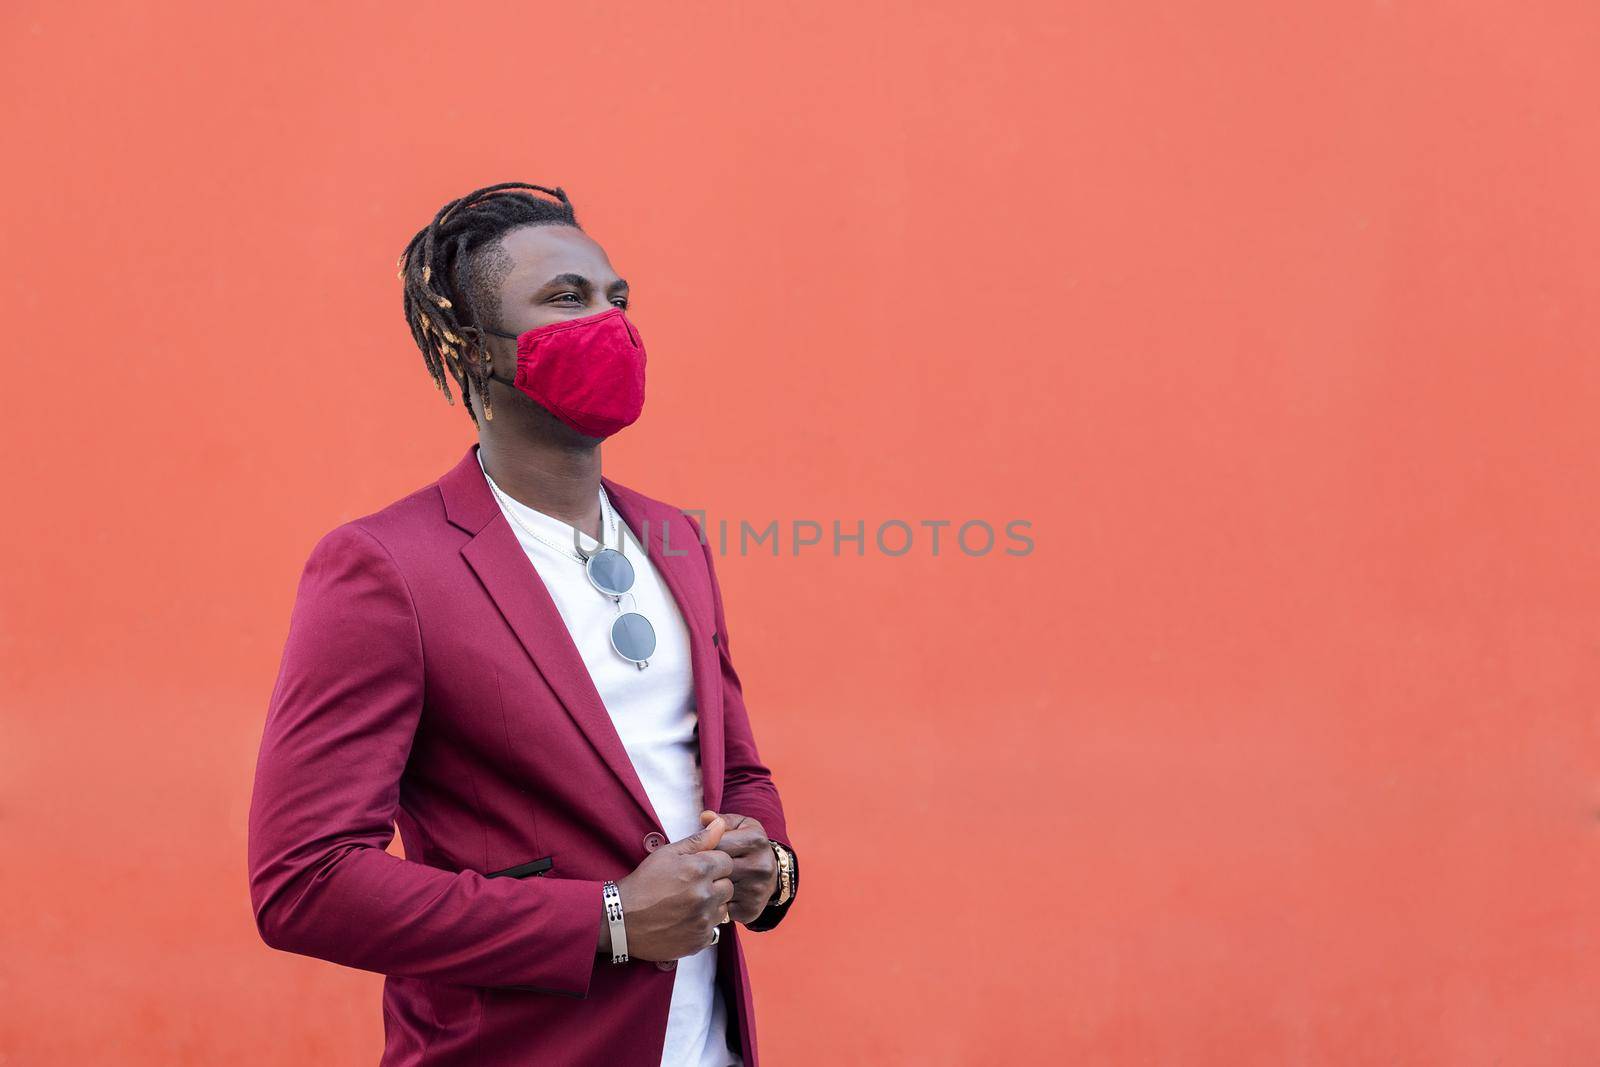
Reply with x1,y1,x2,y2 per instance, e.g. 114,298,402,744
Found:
398,182,582,424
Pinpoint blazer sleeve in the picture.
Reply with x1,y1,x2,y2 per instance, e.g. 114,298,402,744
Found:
247,523,605,996
695,518,799,931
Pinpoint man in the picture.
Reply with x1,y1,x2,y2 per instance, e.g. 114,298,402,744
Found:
247,182,798,1067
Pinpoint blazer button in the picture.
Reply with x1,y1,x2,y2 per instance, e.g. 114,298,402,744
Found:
655,959,676,971
643,831,666,852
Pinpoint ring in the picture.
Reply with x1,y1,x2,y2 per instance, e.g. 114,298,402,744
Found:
710,927,721,945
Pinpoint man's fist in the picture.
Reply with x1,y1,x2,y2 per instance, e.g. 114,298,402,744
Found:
697,810,780,924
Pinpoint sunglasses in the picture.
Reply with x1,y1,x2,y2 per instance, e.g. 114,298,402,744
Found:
581,541,657,670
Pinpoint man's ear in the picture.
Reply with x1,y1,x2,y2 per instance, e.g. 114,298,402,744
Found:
459,327,487,370
468,328,515,379
457,333,495,420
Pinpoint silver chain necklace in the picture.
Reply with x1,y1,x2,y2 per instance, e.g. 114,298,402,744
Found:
484,474,622,566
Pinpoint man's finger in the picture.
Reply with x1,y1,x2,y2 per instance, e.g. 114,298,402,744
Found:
670,815,726,853
701,810,749,831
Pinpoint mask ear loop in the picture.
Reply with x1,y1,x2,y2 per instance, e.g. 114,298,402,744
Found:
463,324,520,390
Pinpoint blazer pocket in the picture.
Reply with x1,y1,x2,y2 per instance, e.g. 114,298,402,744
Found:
480,855,585,998
484,855,554,879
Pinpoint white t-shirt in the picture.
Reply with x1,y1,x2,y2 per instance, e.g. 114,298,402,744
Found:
478,453,742,1067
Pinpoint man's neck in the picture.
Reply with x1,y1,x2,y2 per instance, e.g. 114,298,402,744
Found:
477,434,604,541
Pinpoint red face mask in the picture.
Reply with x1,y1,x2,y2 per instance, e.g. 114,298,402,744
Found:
482,307,647,438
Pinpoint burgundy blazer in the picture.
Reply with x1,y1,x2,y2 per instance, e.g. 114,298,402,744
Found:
247,443,795,1066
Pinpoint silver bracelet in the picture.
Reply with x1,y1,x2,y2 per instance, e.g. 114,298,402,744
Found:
602,880,629,964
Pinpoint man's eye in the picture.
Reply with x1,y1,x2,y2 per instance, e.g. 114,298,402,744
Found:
552,292,582,304
612,298,629,309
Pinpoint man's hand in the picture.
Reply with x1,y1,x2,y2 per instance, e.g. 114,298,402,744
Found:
611,816,736,961
697,810,780,924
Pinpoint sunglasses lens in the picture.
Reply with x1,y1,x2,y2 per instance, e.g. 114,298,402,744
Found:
586,548,635,596
611,612,657,662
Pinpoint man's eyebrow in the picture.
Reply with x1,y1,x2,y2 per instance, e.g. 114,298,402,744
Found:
539,272,630,293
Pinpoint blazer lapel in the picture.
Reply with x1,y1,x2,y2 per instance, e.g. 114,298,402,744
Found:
440,445,663,833
604,479,727,814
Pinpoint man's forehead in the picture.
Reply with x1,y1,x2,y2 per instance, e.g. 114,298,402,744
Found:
498,225,615,281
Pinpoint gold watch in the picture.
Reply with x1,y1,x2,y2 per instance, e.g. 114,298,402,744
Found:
769,842,795,907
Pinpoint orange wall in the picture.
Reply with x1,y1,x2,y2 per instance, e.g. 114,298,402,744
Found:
4,2,1599,1063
